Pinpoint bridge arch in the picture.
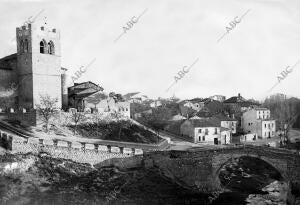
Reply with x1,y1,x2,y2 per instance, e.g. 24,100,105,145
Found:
212,152,289,190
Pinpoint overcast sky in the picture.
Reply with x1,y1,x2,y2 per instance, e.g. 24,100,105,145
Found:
0,0,299,100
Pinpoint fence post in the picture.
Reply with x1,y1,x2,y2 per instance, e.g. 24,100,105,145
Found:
8,135,13,151
81,142,86,152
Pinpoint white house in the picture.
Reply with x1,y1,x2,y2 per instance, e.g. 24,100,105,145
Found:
124,93,148,104
180,119,231,145
150,100,162,108
85,96,130,118
241,108,276,139
182,101,204,112
214,114,238,134
196,113,238,134
209,95,226,102
170,114,187,121
220,127,231,145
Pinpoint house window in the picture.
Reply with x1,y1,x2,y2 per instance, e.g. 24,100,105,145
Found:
24,39,29,53
20,40,24,53
248,123,251,126
202,136,205,141
214,128,217,134
205,129,208,135
198,129,202,133
199,136,201,141
265,124,266,128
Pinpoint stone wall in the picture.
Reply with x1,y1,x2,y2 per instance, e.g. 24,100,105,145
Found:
11,140,133,165
0,128,170,165
0,110,37,126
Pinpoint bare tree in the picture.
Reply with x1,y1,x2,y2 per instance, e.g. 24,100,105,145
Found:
0,96,15,111
36,94,58,132
69,109,86,135
92,112,104,134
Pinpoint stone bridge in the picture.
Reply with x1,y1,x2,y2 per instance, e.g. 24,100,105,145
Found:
144,145,300,204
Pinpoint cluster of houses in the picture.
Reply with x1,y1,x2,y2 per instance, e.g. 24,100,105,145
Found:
67,81,131,118
0,20,279,141
130,93,277,145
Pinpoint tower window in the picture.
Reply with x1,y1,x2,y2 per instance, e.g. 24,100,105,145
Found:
24,39,29,53
48,41,55,55
20,40,24,53
40,40,46,54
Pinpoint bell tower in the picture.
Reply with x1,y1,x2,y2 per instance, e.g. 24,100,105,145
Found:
16,22,62,109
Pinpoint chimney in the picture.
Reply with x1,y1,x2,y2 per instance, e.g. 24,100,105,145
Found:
238,93,241,98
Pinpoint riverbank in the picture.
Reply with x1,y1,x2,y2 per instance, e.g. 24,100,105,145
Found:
0,149,297,204
0,153,211,205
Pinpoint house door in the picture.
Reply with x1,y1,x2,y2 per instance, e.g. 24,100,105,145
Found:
214,138,218,145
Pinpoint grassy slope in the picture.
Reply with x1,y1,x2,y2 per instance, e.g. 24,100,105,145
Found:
70,121,161,144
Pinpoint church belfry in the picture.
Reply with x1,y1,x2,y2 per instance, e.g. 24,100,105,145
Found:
16,22,62,109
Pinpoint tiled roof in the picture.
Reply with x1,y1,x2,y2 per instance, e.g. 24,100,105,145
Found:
69,81,103,91
224,95,260,106
68,81,103,98
189,119,220,128
195,110,213,118
212,113,237,121
221,127,231,132
254,107,269,111
224,96,245,103
189,98,207,103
